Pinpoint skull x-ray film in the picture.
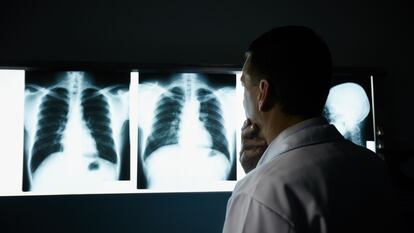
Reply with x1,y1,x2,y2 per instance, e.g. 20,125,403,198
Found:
23,71,130,192
323,74,375,151
137,72,237,190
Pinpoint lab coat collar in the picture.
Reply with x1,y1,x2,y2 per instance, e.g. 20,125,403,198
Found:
257,117,344,166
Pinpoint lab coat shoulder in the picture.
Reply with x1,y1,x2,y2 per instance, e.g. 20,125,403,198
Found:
233,143,334,228
232,139,388,232
223,191,296,233
225,121,396,233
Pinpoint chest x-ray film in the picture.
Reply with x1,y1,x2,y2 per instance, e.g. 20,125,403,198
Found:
23,71,130,192
137,72,237,190
323,75,375,151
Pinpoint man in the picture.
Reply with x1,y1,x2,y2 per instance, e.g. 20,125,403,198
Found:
222,26,396,233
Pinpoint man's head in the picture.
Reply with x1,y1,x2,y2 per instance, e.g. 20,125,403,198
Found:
241,26,332,134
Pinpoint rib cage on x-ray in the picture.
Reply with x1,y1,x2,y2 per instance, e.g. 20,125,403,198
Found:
142,85,232,162
30,87,70,173
143,87,185,160
31,85,119,169
81,88,117,163
138,73,236,189
24,71,130,192
143,86,230,161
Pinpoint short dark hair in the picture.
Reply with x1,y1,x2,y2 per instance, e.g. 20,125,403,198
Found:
247,25,332,117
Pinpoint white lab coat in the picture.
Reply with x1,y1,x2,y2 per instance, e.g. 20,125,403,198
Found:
223,118,396,233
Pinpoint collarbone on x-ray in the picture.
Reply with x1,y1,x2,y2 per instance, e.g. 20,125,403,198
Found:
138,74,236,189
24,71,129,192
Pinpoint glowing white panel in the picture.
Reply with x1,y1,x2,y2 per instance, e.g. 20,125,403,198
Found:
0,70,243,196
0,70,25,196
324,82,371,146
137,72,238,191
23,71,130,193
235,71,246,180
366,141,376,153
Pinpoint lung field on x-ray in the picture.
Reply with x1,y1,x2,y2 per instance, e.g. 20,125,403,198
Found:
81,88,118,164
143,86,185,160
196,88,230,160
30,87,70,173
23,71,130,192
137,73,236,189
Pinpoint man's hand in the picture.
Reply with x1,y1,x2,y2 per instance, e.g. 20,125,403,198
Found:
240,119,268,174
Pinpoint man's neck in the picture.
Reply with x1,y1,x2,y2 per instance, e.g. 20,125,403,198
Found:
261,110,309,144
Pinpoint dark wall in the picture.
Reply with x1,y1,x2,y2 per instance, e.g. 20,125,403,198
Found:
1,0,412,149
0,192,231,233
0,1,413,233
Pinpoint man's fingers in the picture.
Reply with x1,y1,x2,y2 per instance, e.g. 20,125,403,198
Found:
241,119,252,130
239,120,268,173
240,147,266,158
240,138,267,151
239,146,267,173
240,147,267,159
241,124,260,139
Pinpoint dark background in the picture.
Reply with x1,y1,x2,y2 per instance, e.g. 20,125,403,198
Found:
0,1,413,232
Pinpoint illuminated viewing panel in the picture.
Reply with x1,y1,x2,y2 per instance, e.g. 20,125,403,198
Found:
137,72,238,190
323,75,376,152
0,69,376,196
23,71,130,192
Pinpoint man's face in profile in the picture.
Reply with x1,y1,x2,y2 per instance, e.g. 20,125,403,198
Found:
241,56,260,123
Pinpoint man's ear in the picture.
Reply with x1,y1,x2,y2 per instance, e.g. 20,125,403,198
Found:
258,79,272,112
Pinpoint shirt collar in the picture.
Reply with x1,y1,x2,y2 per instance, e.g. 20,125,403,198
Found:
257,117,343,166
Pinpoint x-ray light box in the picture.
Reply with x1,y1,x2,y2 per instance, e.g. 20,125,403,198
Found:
0,69,377,196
